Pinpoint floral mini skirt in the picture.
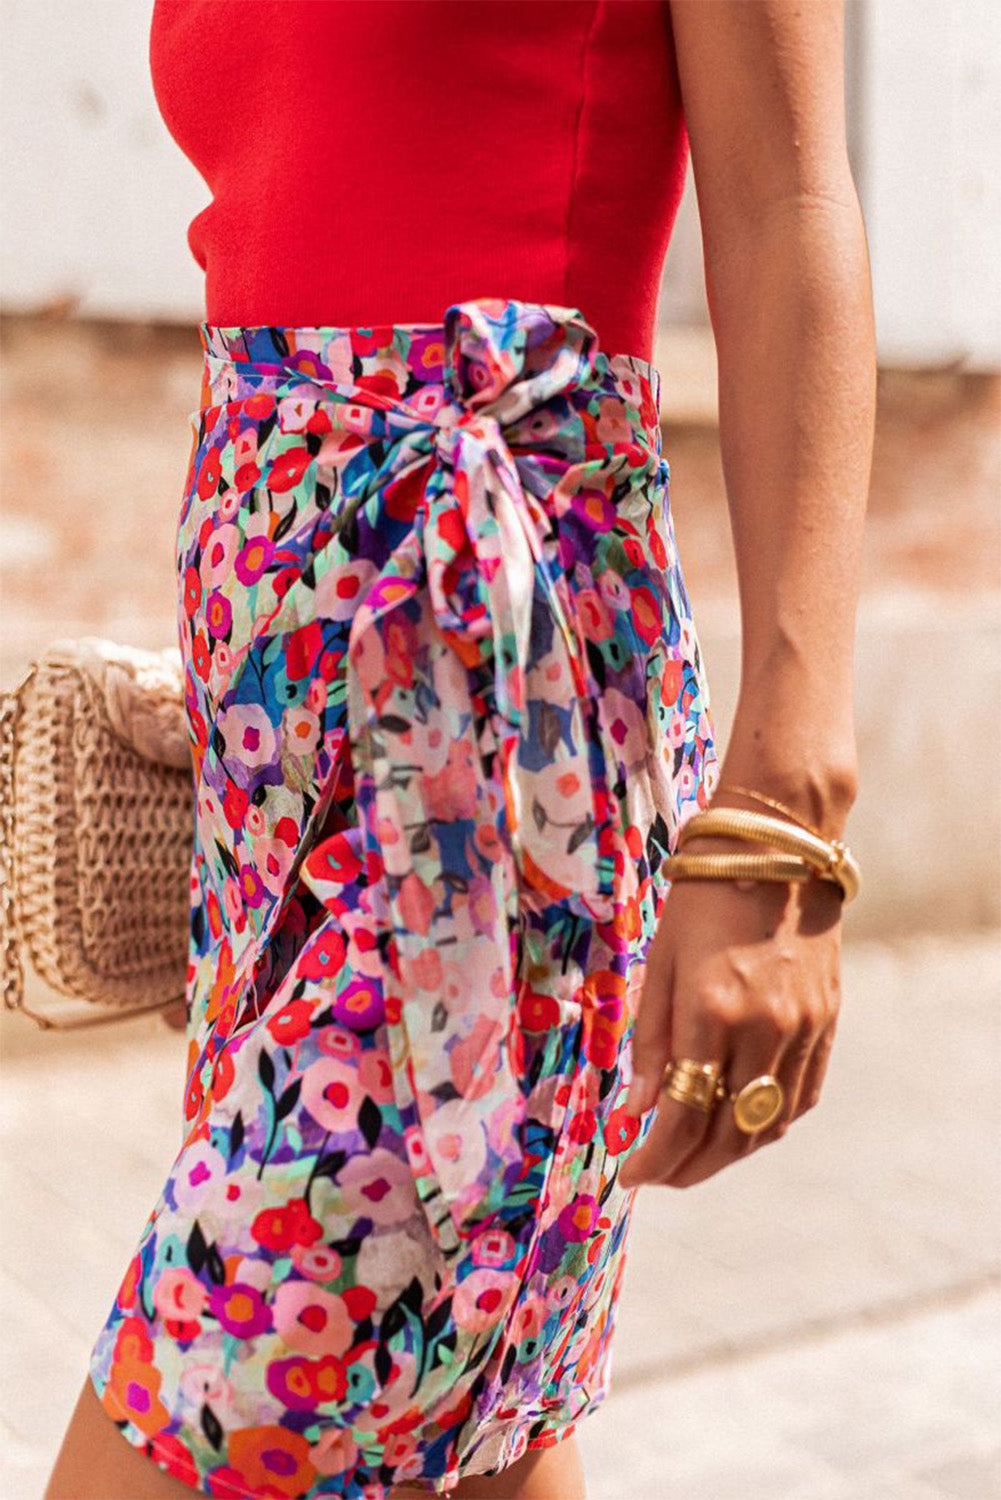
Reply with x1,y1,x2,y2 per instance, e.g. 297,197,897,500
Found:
88,296,719,1498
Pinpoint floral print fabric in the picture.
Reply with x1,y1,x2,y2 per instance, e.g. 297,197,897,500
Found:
89,297,719,1497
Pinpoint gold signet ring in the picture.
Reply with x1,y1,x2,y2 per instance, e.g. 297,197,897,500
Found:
731,1075,785,1134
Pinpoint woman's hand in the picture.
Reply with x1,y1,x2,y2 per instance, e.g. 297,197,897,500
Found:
617,833,844,1191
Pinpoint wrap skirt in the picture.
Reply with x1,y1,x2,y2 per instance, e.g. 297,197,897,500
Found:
88,297,719,1497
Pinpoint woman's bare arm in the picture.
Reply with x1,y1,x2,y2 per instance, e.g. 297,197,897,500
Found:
670,0,875,835
620,0,875,1188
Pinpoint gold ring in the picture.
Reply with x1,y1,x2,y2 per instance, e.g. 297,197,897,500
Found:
660,1058,726,1114
729,1074,785,1133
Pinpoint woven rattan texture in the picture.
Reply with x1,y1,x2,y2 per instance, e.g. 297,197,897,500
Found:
5,641,192,1020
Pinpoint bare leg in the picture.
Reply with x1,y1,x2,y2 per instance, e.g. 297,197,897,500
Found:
46,1376,197,1499
48,1375,586,1500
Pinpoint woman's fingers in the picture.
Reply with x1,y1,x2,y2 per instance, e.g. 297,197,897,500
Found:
618,966,728,1190
666,1013,801,1189
789,1012,839,1120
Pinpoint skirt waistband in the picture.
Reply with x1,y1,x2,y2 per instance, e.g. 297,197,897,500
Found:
194,296,664,455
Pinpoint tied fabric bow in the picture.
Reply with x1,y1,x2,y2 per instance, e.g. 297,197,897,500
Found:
216,300,632,1252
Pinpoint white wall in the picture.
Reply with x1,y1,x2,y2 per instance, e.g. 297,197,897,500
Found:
857,0,1001,368
0,0,205,320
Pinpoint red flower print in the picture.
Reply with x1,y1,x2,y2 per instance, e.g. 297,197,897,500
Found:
234,460,261,493
251,1196,323,1253
341,1285,376,1321
307,831,362,886
298,928,346,980
604,1104,640,1155
517,987,559,1033
285,621,324,681
266,997,315,1045
191,631,210,682
631,585,662,647
222,784,249,829
647,522,668,570
568,1108,597,1143
183,566,201,617
267,445,312,493
196,445,222,501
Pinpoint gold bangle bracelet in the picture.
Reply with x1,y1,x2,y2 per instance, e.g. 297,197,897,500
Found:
714,783,828,842
662,851,815,886
677,808,861,903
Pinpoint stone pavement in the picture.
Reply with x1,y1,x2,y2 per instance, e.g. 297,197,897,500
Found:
2,933,998,1498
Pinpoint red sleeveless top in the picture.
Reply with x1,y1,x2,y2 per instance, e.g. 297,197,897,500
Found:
150,0,688,362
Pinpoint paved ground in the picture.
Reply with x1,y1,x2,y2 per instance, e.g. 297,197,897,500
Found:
2,932,998,1498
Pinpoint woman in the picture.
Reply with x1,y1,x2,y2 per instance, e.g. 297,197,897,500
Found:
47,1,873,1497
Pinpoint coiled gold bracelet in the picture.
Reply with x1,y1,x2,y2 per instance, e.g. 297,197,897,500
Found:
664,804,862,903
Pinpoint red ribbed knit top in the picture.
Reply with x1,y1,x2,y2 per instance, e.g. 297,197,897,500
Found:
149,0,689,362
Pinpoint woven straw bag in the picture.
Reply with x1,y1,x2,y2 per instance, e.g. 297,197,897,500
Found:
1,638,193,1029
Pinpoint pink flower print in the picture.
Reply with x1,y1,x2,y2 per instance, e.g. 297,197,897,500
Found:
471,1228,516,1270
254,836,295,898
217,702,277,768
510,1293,547,1346
152,1267,207,1324
222,875,245,931
206,590,232,640
283,704,320,757
209,1283,273,1338
466,873,499,940
396,872,435,937
453,1269,516,1334
272,1282,353,1357
601,687,648,772
201,523,239,588
546,1275,579,1314
179,1362,236,1414
234,534,274,586
304,676,327,714
290,1242,342,1282
597,568,631,614
338,1150,416,1227
574,586,615,644
311,1427,359,1479
357,1048,395,1104
317,1024,361,1063
596,397,634,446
448,1014,504,1102
300,1056,361,1132
277,395,322,434
422,740,479,822
422,1100,487,1201
171,1140,227,1215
